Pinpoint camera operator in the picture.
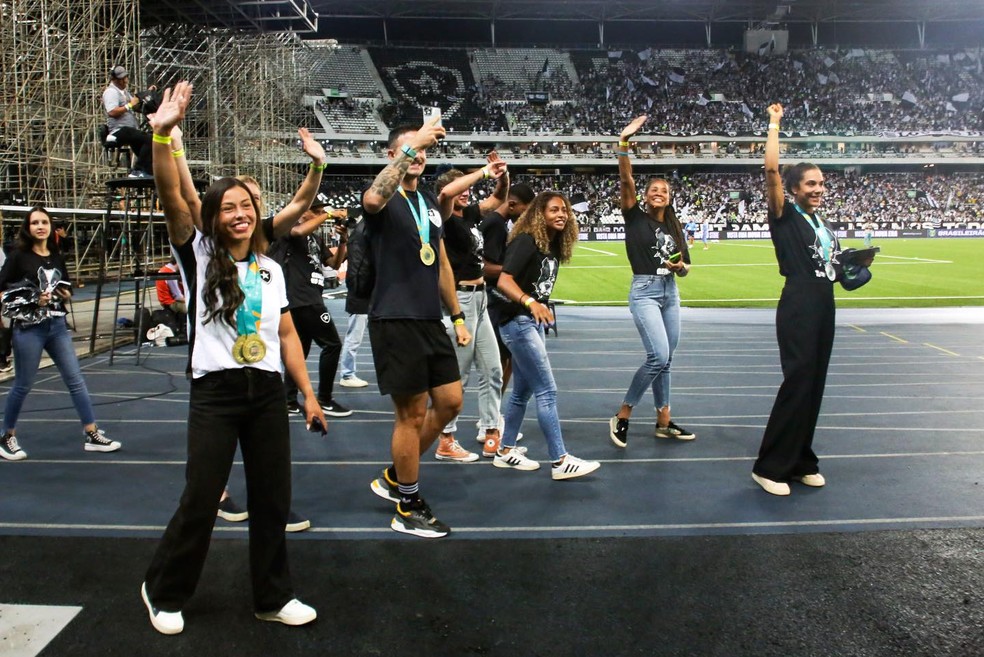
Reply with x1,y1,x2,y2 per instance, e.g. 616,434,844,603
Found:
102,66,154,178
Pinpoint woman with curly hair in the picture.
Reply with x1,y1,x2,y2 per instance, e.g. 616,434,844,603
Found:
608,115,694,449
140,82,326,635
491,191,600,480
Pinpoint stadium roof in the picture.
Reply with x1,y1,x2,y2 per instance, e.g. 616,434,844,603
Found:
141,0,984,31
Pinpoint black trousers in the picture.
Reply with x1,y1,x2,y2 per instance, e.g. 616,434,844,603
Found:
113,126,153,174
284,303,341,403
145,368,293,613
754,277,835,481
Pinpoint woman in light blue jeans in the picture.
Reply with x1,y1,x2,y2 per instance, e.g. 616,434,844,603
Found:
609,116,695,449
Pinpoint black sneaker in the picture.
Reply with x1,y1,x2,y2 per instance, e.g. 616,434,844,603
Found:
609,415,629,448
217,496,248,522
84,428,122,452
370,468,400,504
286,400,301,415
391,499,450,539
286,511,311,533
0,432,27,461
318,398,353,417
654,421,696,441
0,359,12,373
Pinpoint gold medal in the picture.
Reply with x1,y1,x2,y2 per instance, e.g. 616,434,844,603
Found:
240,334,267,363
420,243,436,266
232,335,248,364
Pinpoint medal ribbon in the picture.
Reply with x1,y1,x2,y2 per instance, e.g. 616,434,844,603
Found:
398,187,431,250
793,202,833,263
234,252,263,337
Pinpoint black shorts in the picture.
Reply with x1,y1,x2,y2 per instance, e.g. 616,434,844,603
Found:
368,319,460,396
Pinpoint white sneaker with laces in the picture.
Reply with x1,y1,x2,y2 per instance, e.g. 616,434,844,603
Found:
141,582,184,635
492,446,540,471
793,473,826,487
339,375,368,388
255,598,317,626
551,454,600,481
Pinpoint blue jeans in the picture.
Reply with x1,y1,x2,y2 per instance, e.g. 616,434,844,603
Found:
2,317,96,431
339,313,367,379
623,275,680,411
499,315,566,461
443,289,502,433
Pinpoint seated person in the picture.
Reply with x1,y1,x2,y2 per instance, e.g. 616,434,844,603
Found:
102,66,153,178
155,258,186,330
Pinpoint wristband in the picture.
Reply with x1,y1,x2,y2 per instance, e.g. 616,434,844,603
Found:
522,296,534,308
768,123,780,131
617,151,629,157
401,144,417,159
450,311,465,324
310,162,326,172
618,140,630,147
482,167,491,179
152,133,172,145
171,148,185,158
453,318,465,326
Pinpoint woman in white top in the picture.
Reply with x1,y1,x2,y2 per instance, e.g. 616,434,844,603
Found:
140,82,326,636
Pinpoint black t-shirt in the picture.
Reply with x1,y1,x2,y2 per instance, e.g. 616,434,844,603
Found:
363,187,444,320
622,204,691,275
0,249,72,319
443,204,484,283
769,200,841,281
263,216,329,309
479,211,509,270
495,233,559,324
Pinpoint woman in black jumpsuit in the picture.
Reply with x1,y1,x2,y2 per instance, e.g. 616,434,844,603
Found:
753,103,841,497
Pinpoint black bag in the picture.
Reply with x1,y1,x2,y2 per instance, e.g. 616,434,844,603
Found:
345,218,374,302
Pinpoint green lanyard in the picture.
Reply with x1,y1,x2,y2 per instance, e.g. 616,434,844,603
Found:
233,252,263,336
398,187,430,248
793,202,833,263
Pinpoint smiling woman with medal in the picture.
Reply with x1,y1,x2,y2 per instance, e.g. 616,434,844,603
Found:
140,82,326,636
752,103,840,497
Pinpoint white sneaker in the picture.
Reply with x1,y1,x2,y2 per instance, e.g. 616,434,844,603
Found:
793,473,826,487
551,454,600,481
752,473,791,496
255,598,317,626
339,375,368,388
492,446,540,471
141,582,184,635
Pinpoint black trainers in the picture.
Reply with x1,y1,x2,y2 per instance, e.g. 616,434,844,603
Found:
0,432,27,461
370,468,400,504
654,421,696,441
0,359,12,373
217,496,248,522
391,499,450,539
318,398,353,417
286,400,301,415
286,511,311,533
609,415,629,448
84,428,121,452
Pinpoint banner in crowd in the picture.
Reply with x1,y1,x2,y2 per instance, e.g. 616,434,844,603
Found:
579,221,984,242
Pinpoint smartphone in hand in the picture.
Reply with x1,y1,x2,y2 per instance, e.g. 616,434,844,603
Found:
308,416,327,436
422,105,442,128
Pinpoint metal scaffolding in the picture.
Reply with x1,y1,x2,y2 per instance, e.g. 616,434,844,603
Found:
0,0,140,208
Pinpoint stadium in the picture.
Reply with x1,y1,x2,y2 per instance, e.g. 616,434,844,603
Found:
1,1,983,655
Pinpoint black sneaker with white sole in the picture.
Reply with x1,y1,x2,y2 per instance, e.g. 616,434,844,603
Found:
370,469,400,504
318,399,353,417
286,511,311,532
654,421,696,441
286,400,302,415
0,432,27,461
217,496,249,522
84,429,121,452
391,499,450,538
609,415,629,448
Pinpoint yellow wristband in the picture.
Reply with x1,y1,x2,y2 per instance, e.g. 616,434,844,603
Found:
482,167,491,179
310,162,326,172
618,140,630,147
152,133,172,145
171,148,185,158
768,123,780,131
522,296,534,308
453,318,465,326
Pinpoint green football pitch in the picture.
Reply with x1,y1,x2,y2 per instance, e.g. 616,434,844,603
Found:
553,238,984,308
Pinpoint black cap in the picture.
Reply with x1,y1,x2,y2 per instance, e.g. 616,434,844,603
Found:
310,192,331,210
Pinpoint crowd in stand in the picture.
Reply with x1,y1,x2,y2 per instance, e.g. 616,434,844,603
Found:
318,46,984,137
306,171,983,229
